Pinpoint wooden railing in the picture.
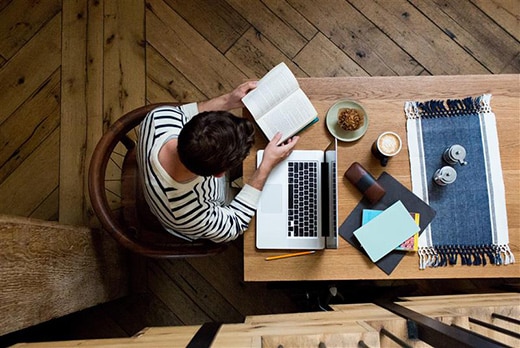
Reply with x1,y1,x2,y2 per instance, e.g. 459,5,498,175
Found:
11,292,519,347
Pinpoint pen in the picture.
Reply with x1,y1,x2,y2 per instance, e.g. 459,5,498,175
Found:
265,250,316,261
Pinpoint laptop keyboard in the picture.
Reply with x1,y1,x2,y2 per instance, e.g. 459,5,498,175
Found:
288,161,318,237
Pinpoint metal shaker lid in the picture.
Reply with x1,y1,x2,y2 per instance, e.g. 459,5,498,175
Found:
447,144,467,165
437,166,457,184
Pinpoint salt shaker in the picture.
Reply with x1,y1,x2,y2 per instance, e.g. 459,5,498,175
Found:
443,144,467,165
433,166,457,186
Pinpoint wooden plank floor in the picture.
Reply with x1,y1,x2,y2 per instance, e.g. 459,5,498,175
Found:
0,0,519,344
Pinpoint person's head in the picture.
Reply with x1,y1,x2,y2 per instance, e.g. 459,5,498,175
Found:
177,111,255,177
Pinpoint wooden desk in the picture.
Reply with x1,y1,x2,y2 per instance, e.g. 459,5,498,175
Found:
243,74,520,281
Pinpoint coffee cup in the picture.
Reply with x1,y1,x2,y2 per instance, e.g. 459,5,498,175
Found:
371,131,402,166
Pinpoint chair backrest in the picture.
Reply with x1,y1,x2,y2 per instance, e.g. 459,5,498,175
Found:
88,103,227,258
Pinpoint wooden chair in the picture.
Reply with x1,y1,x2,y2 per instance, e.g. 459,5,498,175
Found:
88,103,227,258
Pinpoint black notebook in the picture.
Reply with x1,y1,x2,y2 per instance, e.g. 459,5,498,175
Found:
339,172,436,275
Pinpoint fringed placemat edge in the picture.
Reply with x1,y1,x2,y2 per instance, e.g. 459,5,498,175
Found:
406,94,515,270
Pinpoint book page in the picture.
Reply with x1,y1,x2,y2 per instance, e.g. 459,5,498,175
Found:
256,88,317,141
242,62,299,119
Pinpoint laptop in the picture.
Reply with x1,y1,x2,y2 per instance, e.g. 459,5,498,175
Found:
255,140,339,250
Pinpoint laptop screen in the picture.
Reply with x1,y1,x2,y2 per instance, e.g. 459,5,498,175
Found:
324,139,339,249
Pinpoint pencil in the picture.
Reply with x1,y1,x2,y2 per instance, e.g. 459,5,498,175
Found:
265,250,316,261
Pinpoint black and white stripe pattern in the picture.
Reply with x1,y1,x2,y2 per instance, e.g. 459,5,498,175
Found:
136,104,260,243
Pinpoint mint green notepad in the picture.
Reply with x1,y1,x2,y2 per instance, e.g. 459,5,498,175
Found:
353,201,420,262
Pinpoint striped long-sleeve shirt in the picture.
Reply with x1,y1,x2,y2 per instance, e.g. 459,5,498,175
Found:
136,103,261,243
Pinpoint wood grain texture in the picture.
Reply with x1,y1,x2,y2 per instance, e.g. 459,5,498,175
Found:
0,70,60,184
225,27,307,79
243,74,520,281
226,0,308,59
262,0,318,41
163,0,249,54
0,13,61,125
147,0,246,97
261,332,380,348
0,0,519,342
85,0,105,227
0,0,61,60
11,293,518,347
60,0,88,225
145,45,206,103
0,215,127,336
411,0,520,73
471,0,520,41
288,0,424,76
0,129,60,216
294,32,370,77
350,0,490,75
103,0,145,123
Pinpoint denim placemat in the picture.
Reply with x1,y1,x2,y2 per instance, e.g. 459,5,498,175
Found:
405,94,514,269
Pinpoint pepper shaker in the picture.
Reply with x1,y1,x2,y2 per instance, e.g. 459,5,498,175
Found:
443,144,467,165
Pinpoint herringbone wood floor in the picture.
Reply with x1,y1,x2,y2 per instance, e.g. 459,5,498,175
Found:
1,0,519,344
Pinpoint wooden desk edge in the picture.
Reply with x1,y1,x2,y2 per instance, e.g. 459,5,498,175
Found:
243,74,520,281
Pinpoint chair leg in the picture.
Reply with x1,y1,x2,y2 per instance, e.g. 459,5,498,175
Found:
129,253,148,294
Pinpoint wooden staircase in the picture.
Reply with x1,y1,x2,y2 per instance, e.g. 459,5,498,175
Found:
12,293,519,347
0,215,128,337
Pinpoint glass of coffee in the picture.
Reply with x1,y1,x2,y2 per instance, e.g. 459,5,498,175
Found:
371,131,402,166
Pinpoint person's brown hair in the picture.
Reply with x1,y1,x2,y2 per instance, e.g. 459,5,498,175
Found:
177,111,255,177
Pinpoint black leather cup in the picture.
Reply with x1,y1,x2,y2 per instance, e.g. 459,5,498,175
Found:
344,162,386,204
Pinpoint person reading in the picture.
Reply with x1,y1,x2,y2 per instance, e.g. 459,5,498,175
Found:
137,81,299,243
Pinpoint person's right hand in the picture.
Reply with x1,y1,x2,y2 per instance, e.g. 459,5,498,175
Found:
247,133,299,191
260,132,299,172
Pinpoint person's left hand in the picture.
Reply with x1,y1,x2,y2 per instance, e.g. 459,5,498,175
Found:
225,81,258,109
198,80,258,113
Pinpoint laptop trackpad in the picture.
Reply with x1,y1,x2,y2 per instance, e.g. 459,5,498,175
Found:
260,184,283,213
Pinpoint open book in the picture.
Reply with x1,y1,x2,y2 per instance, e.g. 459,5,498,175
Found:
242,62,318,143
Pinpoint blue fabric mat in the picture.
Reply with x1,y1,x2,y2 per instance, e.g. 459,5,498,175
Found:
405,95,514,269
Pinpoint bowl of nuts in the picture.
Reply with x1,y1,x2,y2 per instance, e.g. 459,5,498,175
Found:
325,100,368,142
